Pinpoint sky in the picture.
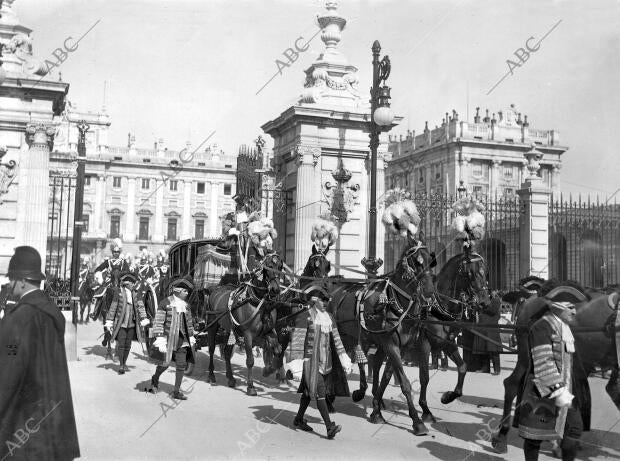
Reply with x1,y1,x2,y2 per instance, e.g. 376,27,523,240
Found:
12,0,620,199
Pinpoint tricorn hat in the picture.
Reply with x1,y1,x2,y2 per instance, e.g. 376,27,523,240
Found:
169,275,194,293
119,272,138,284
8,246,46,281
302,283,331,302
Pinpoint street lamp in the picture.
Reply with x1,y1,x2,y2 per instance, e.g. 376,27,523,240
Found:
361,40,395,275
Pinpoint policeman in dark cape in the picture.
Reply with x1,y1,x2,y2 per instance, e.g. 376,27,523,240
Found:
0,246,80,460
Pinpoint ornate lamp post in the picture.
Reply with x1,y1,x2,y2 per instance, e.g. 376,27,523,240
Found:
69,120,89,324
361,40,395,275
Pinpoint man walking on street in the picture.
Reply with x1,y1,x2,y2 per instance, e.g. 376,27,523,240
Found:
105,272,150,374
293,285,352,439
0,246,80,461
149,276,197,400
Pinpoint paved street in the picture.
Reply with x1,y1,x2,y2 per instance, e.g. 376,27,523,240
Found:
69,320,620,461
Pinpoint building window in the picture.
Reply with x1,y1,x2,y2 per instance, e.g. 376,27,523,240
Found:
195,219,204,239
167,218,177,241
82,214,89,233
113,176,122,188
473,185,484,196
169,200,178,207
143,158,151,163
110,216,120,238
141,178,150,190
224,184,232,195
504,165,513,178
504,188,514,196
472,163,483,177
170,180,178,191
418,168,424,184
198,162,206,166
197,182,205,194
84,176,91,186
139,217,149,240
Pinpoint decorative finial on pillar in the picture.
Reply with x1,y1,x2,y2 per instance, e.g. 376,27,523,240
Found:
524,145,543,181
318,1,347,51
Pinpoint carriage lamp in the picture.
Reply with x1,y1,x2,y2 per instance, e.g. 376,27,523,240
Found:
363,40,395,276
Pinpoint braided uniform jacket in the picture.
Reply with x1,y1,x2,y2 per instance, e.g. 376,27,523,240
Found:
106,287,148,343
152,296,195,365
531,314,571,397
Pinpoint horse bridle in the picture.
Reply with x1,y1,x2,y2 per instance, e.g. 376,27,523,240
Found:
454,254,488,319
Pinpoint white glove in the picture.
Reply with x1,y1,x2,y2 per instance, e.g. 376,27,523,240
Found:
189,336,196,347
104,320,113,329
228,228,240,237
550,386,574,408
140,318,150,327
339,352,353,375
153,337,167,353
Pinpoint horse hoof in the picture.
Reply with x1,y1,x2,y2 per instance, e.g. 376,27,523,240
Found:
491,435,507,454
207,374,216,384
247,387,257,396
421,412,436,423
413,423,429,436
351,389,365,402
228,378,237,388
369,412,386,424
440,391,462,404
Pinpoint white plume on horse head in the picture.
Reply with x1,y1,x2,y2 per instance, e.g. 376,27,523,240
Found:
311,217,338,251
451,196,486,241
381,189,421,238
248,216,277,250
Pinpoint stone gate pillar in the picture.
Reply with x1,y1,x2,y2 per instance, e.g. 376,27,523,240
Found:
294,145,321,271
517,146,550,279
17,123,56,268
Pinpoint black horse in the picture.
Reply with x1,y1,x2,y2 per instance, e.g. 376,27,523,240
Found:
326,240,437,435
205,253,285,395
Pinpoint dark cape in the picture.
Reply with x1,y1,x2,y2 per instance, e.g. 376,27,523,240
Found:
472,296,503,354
0,290,80,461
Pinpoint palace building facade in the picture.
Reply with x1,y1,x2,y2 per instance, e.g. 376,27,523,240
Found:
50,108,237,265
386,104,567,197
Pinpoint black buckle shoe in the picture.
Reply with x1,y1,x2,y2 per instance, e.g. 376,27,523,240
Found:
149,376,159,393
117,367,125,375
327,422,341,439
293,417,313,432
172,391,188,400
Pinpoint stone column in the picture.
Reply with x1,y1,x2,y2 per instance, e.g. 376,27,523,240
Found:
210,181,219,237
125,177,136,242
551,165,561,195
152,179,164,243
294,145,320,272
517,148,550,279
17,124,56,268
182,180,192,239
491,159,501,196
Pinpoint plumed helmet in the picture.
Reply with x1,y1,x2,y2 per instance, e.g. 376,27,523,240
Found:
8,246,46,281
140,248,149,263
156,249,167,263
111,238,123,253
81,256,90,265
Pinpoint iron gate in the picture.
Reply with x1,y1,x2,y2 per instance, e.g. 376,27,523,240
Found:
45,173,77,310
549,195,620,288
384,192,522,292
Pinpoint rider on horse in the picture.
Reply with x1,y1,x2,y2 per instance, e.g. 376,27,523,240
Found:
136,248,156,282
93,239,130,292
78,256,93,322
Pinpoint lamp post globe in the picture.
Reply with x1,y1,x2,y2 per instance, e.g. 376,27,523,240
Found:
373,106,394,127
